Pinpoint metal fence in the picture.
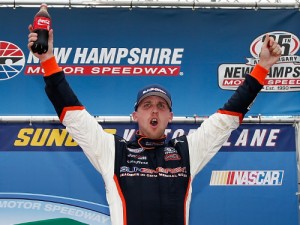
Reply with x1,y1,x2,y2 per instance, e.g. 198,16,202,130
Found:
0,0,300,9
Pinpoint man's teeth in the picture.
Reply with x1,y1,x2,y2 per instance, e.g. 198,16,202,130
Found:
151,119,158,125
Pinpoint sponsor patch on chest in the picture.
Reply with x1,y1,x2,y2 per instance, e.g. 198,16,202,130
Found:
164,147,181,161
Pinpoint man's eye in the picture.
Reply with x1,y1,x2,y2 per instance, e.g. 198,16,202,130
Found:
143,103,151,108
158,103,166,109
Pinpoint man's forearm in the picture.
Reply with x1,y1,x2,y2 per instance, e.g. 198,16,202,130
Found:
42,56,84,121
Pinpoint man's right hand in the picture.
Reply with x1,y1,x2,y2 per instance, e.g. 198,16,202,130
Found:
258,34,282,71
27,24,54,62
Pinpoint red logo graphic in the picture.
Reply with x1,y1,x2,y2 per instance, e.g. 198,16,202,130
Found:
33,16,51,30
164,153,181,161
250,31,299,57
0,41,25,81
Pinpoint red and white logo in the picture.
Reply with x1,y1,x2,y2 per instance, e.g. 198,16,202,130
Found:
0,41,25,81
37,18,50,26
33,16,51,30
218,31,300,92
250,31,299,57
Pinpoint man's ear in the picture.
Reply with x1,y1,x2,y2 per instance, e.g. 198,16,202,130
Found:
169,112,174,122
132,111,138,121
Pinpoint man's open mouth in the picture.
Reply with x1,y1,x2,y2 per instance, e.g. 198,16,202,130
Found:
150,118,158,126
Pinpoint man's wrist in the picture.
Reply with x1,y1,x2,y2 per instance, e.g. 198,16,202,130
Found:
41,56,62,76
250,64,269,85
39,53,54,63
257,61,271,71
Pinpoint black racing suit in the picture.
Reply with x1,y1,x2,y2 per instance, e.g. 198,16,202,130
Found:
43,60,264,225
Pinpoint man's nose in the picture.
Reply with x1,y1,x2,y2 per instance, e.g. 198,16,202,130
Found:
152,104,159,113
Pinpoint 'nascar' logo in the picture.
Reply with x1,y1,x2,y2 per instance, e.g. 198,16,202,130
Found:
210,170,284,186
218,31,300,92
0,41,25,81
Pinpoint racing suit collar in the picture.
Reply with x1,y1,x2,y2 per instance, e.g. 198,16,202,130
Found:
136,131,166,150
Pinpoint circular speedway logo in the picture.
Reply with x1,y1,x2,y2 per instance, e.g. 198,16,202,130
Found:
0,41,25,81
250,31,300,57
